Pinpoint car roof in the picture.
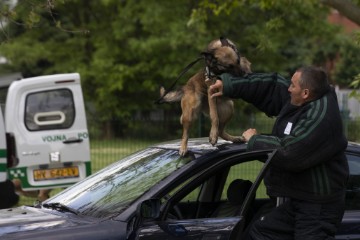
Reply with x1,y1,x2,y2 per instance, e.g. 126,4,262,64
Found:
347,141,360,153
151,138,359,157
150,137,248,156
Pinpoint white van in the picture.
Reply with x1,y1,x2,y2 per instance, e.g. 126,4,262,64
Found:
0,73,90,192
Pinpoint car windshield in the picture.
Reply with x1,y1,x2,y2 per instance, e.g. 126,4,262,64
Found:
47,147,193,218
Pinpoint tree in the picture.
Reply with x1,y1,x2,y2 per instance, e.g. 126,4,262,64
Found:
0,0,221,137
320,0,360,93
192,0,360,85
0,0,354,137
321,0,360,25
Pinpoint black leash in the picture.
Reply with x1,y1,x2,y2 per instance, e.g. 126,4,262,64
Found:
155,56,204,104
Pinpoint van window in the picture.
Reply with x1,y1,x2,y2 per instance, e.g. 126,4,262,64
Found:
25,89,75,131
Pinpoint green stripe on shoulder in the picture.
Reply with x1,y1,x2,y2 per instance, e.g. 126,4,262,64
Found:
286,97,327,146
231,73,289,87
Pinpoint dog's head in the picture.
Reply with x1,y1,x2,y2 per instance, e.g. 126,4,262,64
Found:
202,37,251,76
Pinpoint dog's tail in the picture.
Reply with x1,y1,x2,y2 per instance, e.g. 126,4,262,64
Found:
154,57,203,104
156,86,183,104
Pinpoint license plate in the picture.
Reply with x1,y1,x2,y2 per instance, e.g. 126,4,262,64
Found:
33,166,79,181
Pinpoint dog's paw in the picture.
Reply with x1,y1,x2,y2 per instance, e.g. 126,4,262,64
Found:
179,146,187,157
179,142,187,157
209,136,218,146
231,136,246,143
209,128,219,146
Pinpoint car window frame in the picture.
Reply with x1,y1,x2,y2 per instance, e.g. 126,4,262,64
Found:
159,150,276,221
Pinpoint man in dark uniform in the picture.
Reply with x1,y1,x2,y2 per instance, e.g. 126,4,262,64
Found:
210,66,349,239
0,180,19,209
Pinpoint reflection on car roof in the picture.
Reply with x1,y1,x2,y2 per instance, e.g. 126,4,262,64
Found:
151,138,234,154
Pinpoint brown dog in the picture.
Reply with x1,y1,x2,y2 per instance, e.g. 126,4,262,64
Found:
159,38,252,156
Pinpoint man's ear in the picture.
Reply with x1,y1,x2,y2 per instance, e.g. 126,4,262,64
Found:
302,88,310,100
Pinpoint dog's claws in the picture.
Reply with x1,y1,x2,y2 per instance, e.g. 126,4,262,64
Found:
179,148,187,157
209,136,218,146
209,128,218,146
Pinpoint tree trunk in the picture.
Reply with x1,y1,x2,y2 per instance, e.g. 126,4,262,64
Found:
321,0,360,26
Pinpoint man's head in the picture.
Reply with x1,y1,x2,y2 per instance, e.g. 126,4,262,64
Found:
289,66,330,106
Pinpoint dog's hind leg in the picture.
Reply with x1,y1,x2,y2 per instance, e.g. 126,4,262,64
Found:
219,126,245,142
179,93,201,156
218,99,245,142
179,116,190,156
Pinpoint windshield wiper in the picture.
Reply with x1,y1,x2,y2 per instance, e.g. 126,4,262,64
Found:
42,202,79,215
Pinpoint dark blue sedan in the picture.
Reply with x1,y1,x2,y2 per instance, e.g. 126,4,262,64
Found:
0,138,359,239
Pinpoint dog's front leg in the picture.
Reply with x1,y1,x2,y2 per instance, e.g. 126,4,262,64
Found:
205,77,219,146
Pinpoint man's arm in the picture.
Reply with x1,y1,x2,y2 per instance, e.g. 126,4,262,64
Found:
212,72,290,117
248,94,347,172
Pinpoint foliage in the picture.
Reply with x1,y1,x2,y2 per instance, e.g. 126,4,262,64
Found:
349,74,360,101
346,116,360,141
334,36,360,87
189,0,342,74
0,0,354,137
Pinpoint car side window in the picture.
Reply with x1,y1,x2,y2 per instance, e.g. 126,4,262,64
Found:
163,156,271,220
221,161,268,201
179,185,201,202
345,154,360,210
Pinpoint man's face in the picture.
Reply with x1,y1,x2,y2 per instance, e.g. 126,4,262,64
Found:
288,71,308,106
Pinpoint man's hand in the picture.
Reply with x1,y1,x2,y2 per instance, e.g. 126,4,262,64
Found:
210,79,224,98
242,128,257,142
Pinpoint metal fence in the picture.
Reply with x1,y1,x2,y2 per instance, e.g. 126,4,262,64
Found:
86,111,359,169
86,111,358,167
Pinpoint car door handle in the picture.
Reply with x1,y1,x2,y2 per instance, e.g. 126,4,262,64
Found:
202,234,223,240
63,138,83,144
163,224,187,237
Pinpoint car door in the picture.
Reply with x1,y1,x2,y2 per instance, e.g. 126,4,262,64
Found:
136,150,276,240
5,73,91,190
336,151,360,239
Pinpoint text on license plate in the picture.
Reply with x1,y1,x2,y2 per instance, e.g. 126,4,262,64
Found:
33,166,79,181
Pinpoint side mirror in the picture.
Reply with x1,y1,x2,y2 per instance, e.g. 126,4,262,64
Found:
138,199,161,219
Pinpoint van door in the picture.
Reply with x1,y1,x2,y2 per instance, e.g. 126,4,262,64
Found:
0,107,7,183
5,73,91,190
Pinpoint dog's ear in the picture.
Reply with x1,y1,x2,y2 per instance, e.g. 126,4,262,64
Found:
219,37,240,64
220,37,230,47
240,57,252,74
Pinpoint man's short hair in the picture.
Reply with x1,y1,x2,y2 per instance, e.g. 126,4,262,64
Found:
297,66,330,100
